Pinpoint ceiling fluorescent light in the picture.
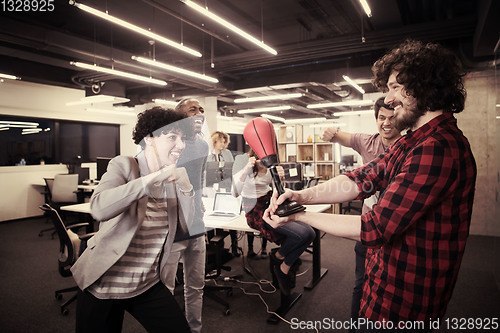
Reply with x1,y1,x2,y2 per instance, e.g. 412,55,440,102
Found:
232,86,272,94
66,94,130,106
238,105,291,114
359,0,372,17
132,56,218,83
153,99,178,107
181,0,277,56
0,73,20,80
70,61,167,86
234,93,302,103
343,75,365,94
0,121,39,128
261,114,285,123
69,1,201,57
286,117,326,124
22,128,42,135
333,110,374,117
307,100,373,109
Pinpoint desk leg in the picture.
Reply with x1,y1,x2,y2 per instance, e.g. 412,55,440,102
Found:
304,227,328,290
267,292,302,324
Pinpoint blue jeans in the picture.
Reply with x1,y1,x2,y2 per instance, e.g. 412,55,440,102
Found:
275,221,315,267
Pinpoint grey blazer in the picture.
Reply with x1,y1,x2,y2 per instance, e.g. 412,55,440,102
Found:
207,149,234,163
71,155,194,290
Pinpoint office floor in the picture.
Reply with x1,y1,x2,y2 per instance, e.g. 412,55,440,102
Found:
0,216,499,333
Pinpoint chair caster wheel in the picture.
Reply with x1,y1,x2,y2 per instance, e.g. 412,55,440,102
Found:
224,309,230,316
38,232,43,237
61,308,69,316
55,292,62,300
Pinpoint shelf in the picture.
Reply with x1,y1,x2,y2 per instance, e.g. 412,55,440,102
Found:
315,143,333,162
297,143,314,162
315,162,340,181
278,143,286,163
278,125,303,143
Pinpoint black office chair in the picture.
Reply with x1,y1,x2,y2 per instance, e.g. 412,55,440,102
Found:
304,177,321,188
39,204,95,315
204,230,234,316
39,175,81,238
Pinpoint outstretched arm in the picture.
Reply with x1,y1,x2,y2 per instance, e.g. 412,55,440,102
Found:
284,174,360,205
321,127,352,147
263,207,361,242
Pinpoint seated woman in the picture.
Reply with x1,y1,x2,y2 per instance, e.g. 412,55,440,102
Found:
232,149,315,295
208,131,241,256
71,107,194,332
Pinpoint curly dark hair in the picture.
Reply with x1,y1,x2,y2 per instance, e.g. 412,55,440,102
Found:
132,107,192,147
372,39,466,113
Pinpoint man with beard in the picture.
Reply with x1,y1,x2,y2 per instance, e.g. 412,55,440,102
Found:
263,39,477,330
321,97,401,329
164,98,209,333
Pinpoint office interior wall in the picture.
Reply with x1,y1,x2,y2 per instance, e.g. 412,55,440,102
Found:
457,69,498,236
0,164,67,221
0,80,135,221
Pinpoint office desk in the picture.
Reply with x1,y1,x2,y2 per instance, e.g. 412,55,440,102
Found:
203,198,330,290
60,203,95,232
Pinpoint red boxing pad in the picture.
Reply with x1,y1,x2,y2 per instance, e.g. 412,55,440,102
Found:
243,117,278,167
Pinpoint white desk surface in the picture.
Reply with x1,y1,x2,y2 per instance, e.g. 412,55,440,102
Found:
203,196,330,232
78,184,98,191
60,202,92,214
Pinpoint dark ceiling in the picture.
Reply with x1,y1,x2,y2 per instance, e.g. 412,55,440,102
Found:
1,0,499,120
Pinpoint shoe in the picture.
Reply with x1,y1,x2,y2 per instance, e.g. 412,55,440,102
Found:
247,250,257,259
273,265,291,296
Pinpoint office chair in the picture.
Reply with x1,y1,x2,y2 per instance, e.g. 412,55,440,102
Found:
39,174,81,238
304,177,321,188
39,204,95,315
204,230,234,316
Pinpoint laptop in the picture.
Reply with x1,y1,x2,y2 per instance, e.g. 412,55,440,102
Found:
207,192,241,220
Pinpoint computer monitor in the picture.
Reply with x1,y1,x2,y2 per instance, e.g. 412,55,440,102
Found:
205,161,222,188
282,162,303,190
96,157,112,181
205,161,234,190
72,165,90,184
341,155,355,166
220,162,233,181
281,162,302,182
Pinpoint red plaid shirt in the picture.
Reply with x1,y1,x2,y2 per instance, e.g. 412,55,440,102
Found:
345,112,476,324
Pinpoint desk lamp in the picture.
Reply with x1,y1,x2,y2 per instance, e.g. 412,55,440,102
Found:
243,117,305,217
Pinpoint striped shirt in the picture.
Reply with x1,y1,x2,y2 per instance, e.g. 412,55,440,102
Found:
88,197,169,299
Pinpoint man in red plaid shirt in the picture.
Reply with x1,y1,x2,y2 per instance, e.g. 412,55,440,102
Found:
264,39,476,331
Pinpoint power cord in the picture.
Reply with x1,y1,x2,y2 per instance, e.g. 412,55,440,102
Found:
213,277,318,333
